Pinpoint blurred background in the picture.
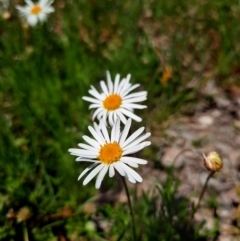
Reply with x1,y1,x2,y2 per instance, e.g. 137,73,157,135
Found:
1,0,240,240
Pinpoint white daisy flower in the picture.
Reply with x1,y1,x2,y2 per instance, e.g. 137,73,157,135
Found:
82,71,147,125
69,118,151,189
16,0,54,27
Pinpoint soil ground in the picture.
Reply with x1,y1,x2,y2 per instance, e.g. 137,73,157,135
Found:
142,81,240,241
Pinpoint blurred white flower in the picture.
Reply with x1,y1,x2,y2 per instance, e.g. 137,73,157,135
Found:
0,0,9,11
69,118,151,189
16,0,54,27
82,71,147,125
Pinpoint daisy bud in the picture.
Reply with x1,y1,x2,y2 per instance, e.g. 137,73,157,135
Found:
203,152,223,172
16,206,31,223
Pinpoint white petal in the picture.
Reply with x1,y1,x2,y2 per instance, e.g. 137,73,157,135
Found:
76,158,99,163
113,112,118,123
89,87,103,100
92,108,104,120
106,71,113,93
96,110,105,121
114,118,121,141
122,146,144,155
99,120,110,142
119,108,142,122
100,81,109,96
116,110,127,124
117,78,128,95
113,162,125,176
27,15,38,26
78,163,98,180
113,74,120,93
25,0,34,7
119,75,132,95
16,5,28,14
39,0,54,8
39,0,48,6
95,165,109,189
119,82,131,96
68,148,98,157
89,103,102,109
121,156,147,165
101,111,108,125
110,118,120,142
121,159,139,168
70,153,95,159
121,103,147,109
122,169,135,183
139,141,151,147
38,12,46,22
123,91,147,99
109,111,114,126
125,74,131,83
110,118,116,142
93,122,106,142
82,135,101,149
119,162,142,182
123,133,151,150
121,84,140,97
43,6,54,13
119,118,131,145
125,172,137,183
78,143,97,151
123,142,151,155
82,96,101,104
123,97,147,103
109,165,115,177
88,126,105,145
121,127,145,148
83,163,105,186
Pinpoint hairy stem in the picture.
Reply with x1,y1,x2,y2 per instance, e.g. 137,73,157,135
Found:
121,176,136,241
192,171,215,218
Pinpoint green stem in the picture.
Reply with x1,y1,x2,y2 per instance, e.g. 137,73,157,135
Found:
23,222,29,241
121,176,136,241
192,171,215,218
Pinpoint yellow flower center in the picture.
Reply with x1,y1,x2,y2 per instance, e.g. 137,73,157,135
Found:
103,94,122,111
31,5,42,15
98,142,123,165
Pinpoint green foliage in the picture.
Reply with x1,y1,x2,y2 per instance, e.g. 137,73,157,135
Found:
101,169,214,241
